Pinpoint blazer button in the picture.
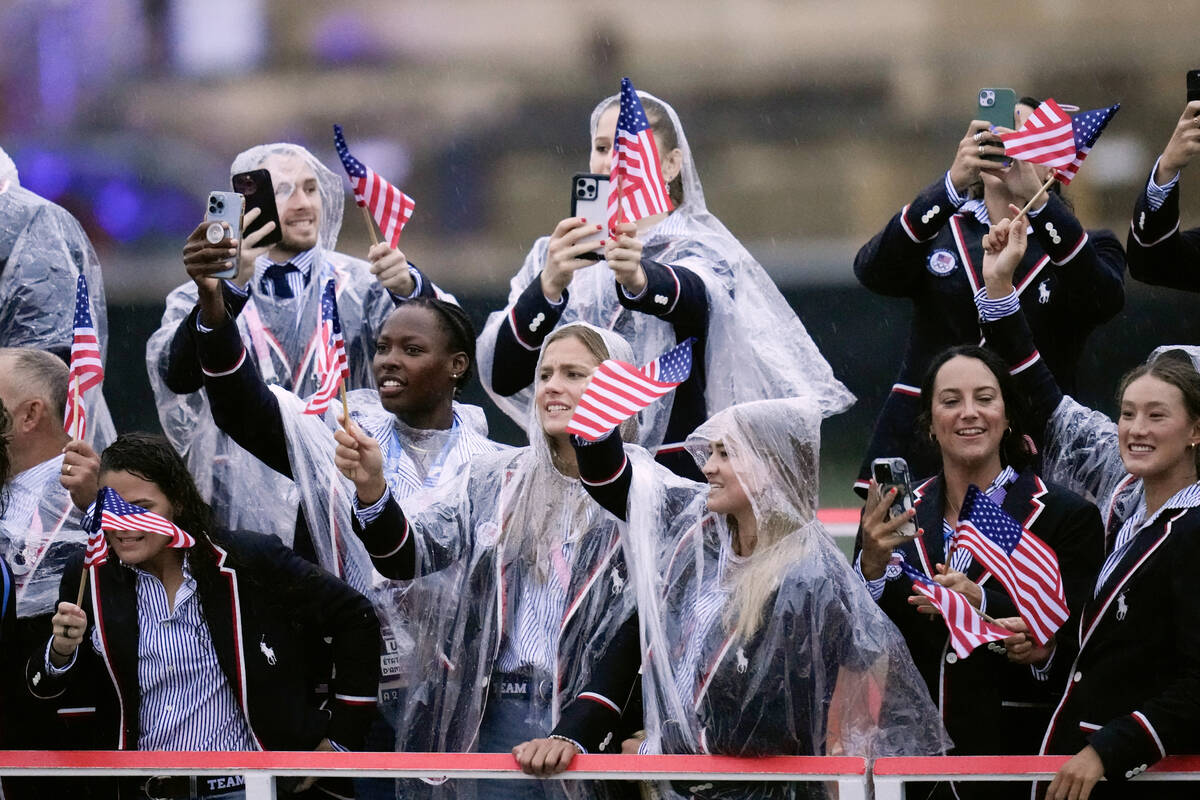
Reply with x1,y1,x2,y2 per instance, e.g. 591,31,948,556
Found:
1073,671,1083,682
945,652,958,664
1125,770,1134,779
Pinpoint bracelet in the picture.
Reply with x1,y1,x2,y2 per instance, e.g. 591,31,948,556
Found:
50,643,74,660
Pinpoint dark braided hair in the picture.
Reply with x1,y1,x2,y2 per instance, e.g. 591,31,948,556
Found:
99,433,216,573
396,297,477,397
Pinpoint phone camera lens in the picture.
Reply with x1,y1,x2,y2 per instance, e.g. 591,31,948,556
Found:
216,201,224,210
208,205,217,214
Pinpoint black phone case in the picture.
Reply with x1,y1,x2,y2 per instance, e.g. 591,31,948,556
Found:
232,168,283,247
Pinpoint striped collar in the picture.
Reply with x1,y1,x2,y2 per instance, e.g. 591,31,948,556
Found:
253,247,317,284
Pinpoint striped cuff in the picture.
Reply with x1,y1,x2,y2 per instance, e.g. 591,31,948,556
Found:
943,171,968,207
328,739,349,752
1030,643,1056,681
223,279,249,298
1146,157,1180,212
387,266,424,302
200,348,247,378
853,552,889,602
353,488,391,527
45,638,77,676
974,288,1020,322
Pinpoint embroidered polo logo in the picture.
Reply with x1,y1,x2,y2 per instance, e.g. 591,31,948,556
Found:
926,249,957,276
1116,592,1128,621
259,636,277,666
528,312,545,332
654,294,669,305
1038,280,1051,304
920,204,941,224
735,647,749,674
1044,221,1062,245
610,566,625,594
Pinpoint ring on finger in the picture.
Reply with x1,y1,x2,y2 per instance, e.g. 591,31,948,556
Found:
978,144,985,156
973,131,984,142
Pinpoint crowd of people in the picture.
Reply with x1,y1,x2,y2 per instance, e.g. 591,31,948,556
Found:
1,86,1200,800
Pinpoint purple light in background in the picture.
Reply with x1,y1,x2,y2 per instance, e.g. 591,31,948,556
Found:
21,150,73,200
311,11,380,65
94,180,143,243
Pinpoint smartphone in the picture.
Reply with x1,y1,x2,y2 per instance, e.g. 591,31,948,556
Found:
977,87,1017,163
570,173,611,261
204,190,244,280
1188,70,1200,103
232,168,283,248
872,457,917,536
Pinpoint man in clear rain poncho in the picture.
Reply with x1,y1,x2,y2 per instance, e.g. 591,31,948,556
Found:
564,397,949,799
477,89,853,480
0,145,114,447
146,141,450,544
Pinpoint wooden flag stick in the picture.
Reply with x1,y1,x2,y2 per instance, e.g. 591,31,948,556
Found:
70,371,82,441
1013,174,1058,221
360,205,380,247
75,566,88,608
339,382,351,433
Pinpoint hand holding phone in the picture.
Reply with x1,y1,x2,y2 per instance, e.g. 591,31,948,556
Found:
232,168,282,248
570,173,611,260
976,88,1017,163
872,457,918,537
203,191,244,280
1156,73,1200,183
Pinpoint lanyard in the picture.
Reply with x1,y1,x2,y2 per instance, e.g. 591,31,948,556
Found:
382,415,463,496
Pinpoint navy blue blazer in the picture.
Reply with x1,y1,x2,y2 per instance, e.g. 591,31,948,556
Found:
853,176,1125,492
1127,171,1200,292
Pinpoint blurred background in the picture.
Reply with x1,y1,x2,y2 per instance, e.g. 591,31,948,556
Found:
4,0,1200,507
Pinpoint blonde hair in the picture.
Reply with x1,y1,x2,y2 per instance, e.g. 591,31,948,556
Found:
541,326,639,445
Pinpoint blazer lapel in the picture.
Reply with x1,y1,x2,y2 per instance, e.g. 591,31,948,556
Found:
910,476,944,577
94,564,140,748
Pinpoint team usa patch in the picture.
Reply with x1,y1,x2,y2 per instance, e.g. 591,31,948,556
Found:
926,249,958,276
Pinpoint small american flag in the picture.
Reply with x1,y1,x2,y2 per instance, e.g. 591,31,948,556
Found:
1053,103,1120,185
566,337,694,442
997,98,1076,168
64,274,104,440
84,498,109,568
92,486,196,553
303,279,350,415
903,563,1011,658
952,485,1069,646
607,77,674,235
333,124,415,247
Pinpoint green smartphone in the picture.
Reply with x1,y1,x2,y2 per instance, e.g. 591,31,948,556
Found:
977,88,1017,162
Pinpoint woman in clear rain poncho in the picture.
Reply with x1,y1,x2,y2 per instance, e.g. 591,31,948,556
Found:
145,142,407,541
557,397,947,799
0,146,114,449
334,321,647,799
973,212,1200,800
478,88,852,479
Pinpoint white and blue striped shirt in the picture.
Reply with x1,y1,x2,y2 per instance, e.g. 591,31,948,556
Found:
1095,481,1200,597
1145,157,1181,213
135,558,256,751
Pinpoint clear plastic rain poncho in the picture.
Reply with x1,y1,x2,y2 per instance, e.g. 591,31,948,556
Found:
279,322,638,793
0,147,115,448
477,91,853,452
144,143,395,540
1042,345,1200,530
619,398,948,799
0,457,86,618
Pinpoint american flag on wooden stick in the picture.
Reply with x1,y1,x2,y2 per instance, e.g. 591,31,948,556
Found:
997,98,1076,168
64,274,103,441
903,562,1011,658
1052,103,1121,185
607,78,674,235
333,124,415,247
91,487,196,554
303,279,350,415
566,338,693,441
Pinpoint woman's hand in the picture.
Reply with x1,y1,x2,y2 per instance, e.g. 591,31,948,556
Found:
60,440,101,512
932,563,982,609
948,120,1006,194
368,242,415,296
541,217,605,301
1157,100,1200,184
1046,745,1105,800
50,601,87,666
605,222,646,295
993,616,1055,665
512,737,580,776
333,421,387,505
859,480,919,581
981,203,1027,297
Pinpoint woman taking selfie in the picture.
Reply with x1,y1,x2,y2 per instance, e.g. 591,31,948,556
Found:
477,87,851,479
855,334,1103,799
976,209,1200,800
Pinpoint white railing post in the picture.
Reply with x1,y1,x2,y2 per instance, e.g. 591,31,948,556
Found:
242,771,276,800
872,775,905,800
835,775,870,800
